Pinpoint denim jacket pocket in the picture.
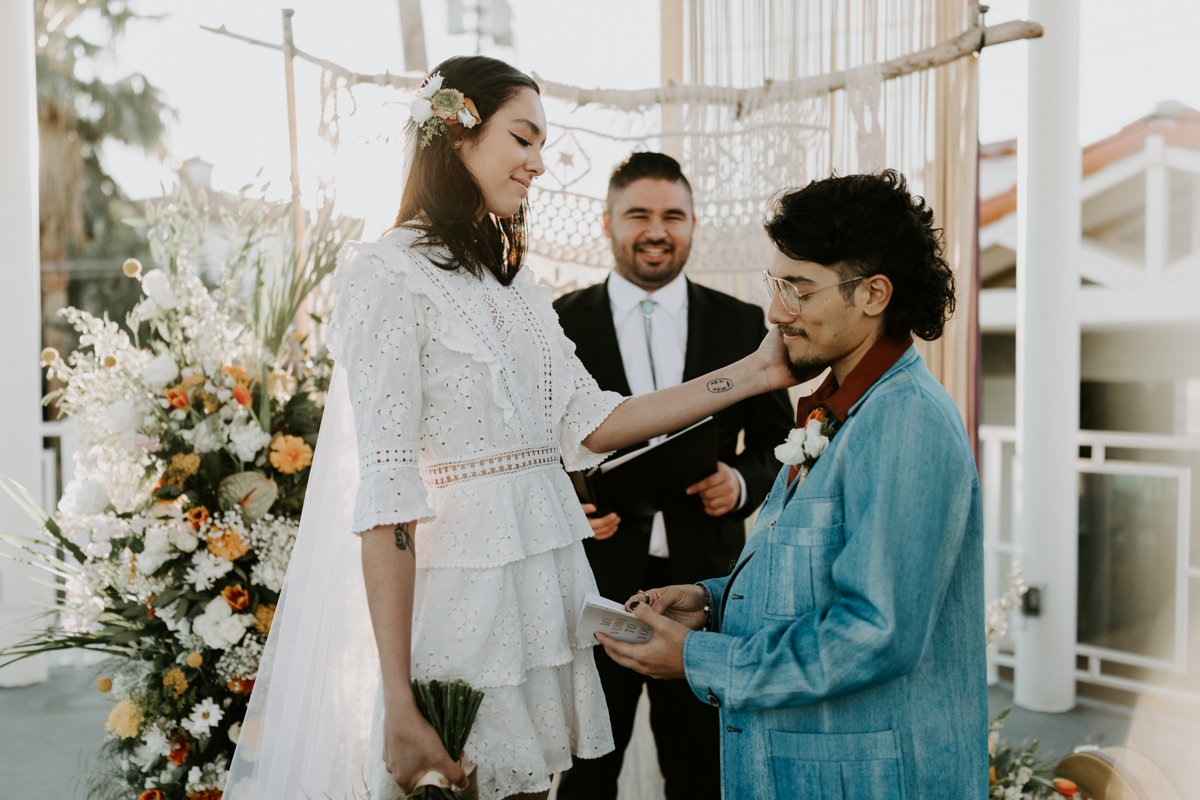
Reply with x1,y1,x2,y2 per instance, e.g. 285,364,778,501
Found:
767,729,904,800
764,523,845,619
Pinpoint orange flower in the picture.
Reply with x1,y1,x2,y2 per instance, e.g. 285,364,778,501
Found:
222,365,249,381
806,407,826,425
165,387,190,409
169,731,192,766
232,382,253,407
1054,778,1078,797
227,676,256,695
254,603,276,635
185,506,210,530
269,435,313,474
138,791,166,800
186,790,222,800
163,667,188,698
163,452,201,490
222,584,250,611
989,765,997,785
207,527,250,561
146,594,157,619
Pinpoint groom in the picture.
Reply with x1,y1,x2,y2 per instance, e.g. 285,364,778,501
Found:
598,171,988,800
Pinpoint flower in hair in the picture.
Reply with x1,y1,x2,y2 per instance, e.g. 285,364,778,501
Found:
411,72,482,149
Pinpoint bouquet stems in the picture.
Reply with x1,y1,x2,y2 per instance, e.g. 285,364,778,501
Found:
407,679,485,799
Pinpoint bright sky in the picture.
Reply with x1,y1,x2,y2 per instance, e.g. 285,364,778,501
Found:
95,0,1200,232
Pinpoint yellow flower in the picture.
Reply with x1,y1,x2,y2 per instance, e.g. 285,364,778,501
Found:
186,652,203,668
104,698,143,739
163,667,188,698
96,677,112,692
269,435,313,474
207,526,250,561
164,452,202,489
254,603,276,635
103,355,117,368
122,258,142,277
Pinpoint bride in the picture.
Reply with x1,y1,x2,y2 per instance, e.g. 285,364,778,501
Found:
225,55,796,800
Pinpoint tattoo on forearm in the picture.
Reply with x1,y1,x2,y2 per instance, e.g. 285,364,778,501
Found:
393,522,415,554
707,378,733,393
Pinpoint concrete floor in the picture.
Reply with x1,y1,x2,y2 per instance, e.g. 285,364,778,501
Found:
0,665,112,799
2,668,1196,799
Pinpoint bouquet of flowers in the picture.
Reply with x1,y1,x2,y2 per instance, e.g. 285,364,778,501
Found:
407,679,485,800
0,180,361,800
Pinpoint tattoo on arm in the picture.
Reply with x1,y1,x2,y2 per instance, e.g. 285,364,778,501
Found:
393,522,416,554
707,378,733,393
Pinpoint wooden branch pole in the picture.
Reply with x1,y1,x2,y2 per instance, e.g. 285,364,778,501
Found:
535,20,1044,110
281,9,310,355
201,19,1042,108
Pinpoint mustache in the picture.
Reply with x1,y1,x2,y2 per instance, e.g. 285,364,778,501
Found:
778,325,807,339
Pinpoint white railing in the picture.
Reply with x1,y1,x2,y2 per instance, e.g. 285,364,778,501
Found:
980,424,1200,704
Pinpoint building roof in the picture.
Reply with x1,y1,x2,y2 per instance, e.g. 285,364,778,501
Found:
980,101,1200,226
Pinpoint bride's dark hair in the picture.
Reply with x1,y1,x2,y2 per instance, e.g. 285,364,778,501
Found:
395,56,539,287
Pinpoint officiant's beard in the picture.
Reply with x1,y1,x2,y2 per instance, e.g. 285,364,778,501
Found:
613,237,692,289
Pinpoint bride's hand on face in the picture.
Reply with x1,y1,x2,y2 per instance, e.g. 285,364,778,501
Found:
751,326,801,392
383,706,467,793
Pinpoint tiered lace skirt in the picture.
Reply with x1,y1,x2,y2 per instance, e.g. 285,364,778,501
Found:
367,458,615,799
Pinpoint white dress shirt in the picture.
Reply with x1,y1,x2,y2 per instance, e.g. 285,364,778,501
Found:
606,271,746,558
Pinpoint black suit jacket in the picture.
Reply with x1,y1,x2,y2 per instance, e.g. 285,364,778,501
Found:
554,278,794,604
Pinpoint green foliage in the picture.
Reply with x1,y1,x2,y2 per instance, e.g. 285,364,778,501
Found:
35,0,175,259
407,679,486,799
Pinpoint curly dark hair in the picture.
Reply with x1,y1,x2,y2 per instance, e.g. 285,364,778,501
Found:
763,170,956,341
395,56,540,287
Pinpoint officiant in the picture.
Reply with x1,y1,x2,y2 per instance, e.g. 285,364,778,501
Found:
554,152,793,800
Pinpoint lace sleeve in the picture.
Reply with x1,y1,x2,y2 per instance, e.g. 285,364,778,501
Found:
332,242,436,533
558,344,625,473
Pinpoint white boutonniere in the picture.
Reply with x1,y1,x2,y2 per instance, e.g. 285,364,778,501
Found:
775,407,838,472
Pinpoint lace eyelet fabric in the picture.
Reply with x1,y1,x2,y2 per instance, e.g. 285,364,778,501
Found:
330,228,624,798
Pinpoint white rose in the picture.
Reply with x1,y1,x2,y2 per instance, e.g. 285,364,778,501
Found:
143,527,172,554
803,433,830,460
142,353,180,389
141,270,179,311
193,615,226,650
218,615,248,646
204,595,232,620
457,107,477,128
104,399,140,433
135,297,162,321
63,478,110,515
773,428,807,466
410,96,434,126
168,525,198,553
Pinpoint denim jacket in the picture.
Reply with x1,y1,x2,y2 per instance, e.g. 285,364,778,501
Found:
683,347,987,800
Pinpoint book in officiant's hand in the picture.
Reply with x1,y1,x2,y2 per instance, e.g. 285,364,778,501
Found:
569,416,719,518
577,592,655,644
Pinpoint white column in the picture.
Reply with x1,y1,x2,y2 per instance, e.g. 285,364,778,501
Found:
0,0,49,687
660,0,685,160
1013,0,1081,712
1143,134,1167,283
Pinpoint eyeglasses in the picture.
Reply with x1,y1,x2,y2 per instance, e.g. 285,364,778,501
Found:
762,271,865,315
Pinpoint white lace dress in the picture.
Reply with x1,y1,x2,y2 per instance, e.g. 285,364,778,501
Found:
331,227,622,799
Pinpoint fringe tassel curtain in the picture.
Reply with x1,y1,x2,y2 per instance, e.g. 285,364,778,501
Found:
679,0,980,426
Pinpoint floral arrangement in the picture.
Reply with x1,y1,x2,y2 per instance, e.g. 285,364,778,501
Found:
0,181,361,800
774,406,840,480
410,72,482,149
988,708,1078,799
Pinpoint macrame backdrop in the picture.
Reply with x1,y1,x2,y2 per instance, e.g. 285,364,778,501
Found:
525,0,979,429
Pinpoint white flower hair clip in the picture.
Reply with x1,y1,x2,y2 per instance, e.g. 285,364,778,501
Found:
410,72,483,149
